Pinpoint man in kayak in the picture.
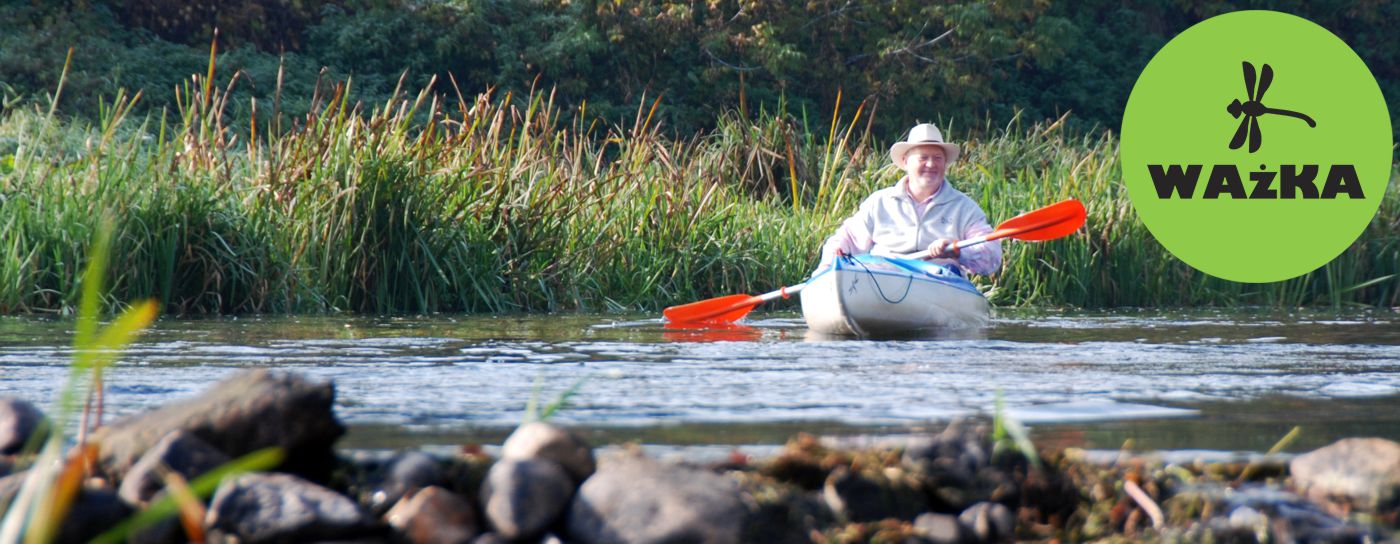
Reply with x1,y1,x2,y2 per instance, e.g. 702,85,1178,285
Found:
817,122,1002,275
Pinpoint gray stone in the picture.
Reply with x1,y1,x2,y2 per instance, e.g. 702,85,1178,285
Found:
205,472,378,543
93,369,344,482
958,502,1014,543
914,512,971,544
470,533,506,544
53,487,133,544
386,486,479,544
370,451,447,515
822,465,927,522
1291,437,1400,513
501,422,596,483
127,516,187,544
902,421,991,477
567,452,746,544
479,458,573,540
0,397,46,455
118,430,232,505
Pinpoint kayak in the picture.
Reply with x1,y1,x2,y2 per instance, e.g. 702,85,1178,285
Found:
800,254,990,337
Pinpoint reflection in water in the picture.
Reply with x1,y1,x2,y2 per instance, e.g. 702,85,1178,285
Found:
802,326,990,342
662,322,764,343
1,309,1398,452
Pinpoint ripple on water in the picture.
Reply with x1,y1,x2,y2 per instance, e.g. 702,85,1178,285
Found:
0,311,1395,439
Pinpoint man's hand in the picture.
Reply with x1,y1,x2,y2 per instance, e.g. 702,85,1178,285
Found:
927,238,961,259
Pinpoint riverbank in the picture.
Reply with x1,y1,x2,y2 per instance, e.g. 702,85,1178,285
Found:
3,79,1398,315
2,369,1396,542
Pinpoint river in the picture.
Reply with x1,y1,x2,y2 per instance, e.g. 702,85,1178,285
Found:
2,309,1398,457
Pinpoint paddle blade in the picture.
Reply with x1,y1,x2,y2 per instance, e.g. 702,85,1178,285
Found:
991,199,1086,242
664,294,762,324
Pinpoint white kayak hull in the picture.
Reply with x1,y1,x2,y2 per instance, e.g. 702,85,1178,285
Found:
800,255,990,337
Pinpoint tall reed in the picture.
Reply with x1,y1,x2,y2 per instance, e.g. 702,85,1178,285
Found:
1,61,1396,314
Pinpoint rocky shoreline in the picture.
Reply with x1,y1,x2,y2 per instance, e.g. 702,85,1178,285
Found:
1,369,1397,543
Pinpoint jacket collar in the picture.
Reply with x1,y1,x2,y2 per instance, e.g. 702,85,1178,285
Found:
894,176,956,204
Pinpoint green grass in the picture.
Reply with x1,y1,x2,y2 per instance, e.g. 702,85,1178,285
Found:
1,67,1397,315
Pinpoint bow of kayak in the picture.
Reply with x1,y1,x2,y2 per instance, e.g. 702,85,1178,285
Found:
800,254,990,337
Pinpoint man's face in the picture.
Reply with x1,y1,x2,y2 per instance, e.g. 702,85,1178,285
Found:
903,146,947,187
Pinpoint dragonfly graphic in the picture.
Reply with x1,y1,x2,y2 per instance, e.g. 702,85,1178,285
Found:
1226,61,1317,153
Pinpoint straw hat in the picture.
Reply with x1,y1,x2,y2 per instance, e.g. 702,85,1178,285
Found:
889,123,960,166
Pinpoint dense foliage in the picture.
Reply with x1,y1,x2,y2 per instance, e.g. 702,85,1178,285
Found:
1,79,1396,314
2,0,1396,141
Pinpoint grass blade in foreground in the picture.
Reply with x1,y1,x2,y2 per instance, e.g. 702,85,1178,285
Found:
0,222,159,544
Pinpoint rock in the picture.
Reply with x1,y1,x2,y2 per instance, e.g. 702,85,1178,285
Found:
903,421,991,477
903,422,998,512
567,452,747,544
369,451,447,515
958,502,1014,543
822,465,927,522
117,430,231,505
93,369,344,482
386,486,479,544
1290,437,1400,514
205,472,379,542
914,512,971,544
0,397,46,455
470,533,506,544
52,487,133,544
127,516,187,544
1168,483,1382,544
501,422,596,483
480,458,573,540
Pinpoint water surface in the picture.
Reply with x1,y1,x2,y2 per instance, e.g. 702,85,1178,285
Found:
2,309,1398,454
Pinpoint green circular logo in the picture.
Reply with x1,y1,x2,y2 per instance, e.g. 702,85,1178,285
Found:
1121,10,1392,283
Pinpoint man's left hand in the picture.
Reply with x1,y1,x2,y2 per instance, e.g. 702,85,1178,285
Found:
927,239,961,259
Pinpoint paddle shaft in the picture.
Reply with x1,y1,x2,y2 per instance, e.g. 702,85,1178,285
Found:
891,235,991,260
892,211,1072,260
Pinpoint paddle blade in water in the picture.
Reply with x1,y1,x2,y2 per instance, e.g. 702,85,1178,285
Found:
993,199,1086,241
663,294,761,324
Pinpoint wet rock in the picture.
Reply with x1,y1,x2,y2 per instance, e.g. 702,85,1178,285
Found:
914,512,971,544
732,470,832,544
903,421,991,477
53,487,133,544
93,369,345,483
822,465,927,522
0,397,46,455
386,486,479,544
118,430,231,505
205,472,379,543
958,502,1014,543
480,458,573,540
127,515,188,544
1291,437,1400,514
501,422,595,483
1167,483,1383,543
470,533,505,544
467,533,562,544
903,422,998,512
567,452,747,544
369,451,447,515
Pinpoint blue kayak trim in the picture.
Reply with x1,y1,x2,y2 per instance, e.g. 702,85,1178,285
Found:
810,254,984,298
